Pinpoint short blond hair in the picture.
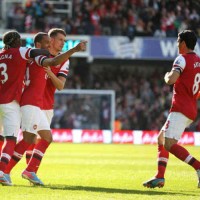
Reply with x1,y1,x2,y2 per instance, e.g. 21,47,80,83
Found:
48,28,66,38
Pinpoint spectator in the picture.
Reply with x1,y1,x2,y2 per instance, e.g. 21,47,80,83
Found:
3,0,200,37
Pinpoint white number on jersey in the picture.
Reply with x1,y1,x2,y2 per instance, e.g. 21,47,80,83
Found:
193,73,200,95
0,63,8,84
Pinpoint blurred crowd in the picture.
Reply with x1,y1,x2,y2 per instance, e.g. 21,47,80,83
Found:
3,0,200,37
51,65,200,131
52,67,171,130
84,67,171,131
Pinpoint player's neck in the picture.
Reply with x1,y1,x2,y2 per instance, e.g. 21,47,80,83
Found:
181,48,194,54
185,49,194,54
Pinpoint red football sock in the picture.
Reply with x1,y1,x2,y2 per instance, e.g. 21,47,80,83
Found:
0,135,4,153
26,139,50,173
0,137,16,172
4,139,31,174
155,145,169,178
25,144,35,164
170,144,200,170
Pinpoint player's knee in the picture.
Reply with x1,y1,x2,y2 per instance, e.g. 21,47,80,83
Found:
164,143,170,152
157,135,164,145
38,130,53,143
23,132,37,144
164,139,173,152
157,131,164,145
45,135,53,143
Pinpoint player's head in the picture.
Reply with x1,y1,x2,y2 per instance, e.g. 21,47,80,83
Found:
3,30,21,49
177,30,197,53
34,32,50,50
48,28,66,53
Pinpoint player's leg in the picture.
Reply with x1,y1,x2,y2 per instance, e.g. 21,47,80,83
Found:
0,135,4,154
156,130,169,179
25,143,36,164
22,110,52,185
5,105,39,177
25,109,53,164
143,129,168,188
164,112,200,188
25,137,42,164
0,101,21,186
0,107,4,153
25,130,52,172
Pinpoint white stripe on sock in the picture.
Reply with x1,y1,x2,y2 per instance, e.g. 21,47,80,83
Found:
33,149,44,157
158,157,168,163
184,155,193,163
2,153,11,161
13,151,23,159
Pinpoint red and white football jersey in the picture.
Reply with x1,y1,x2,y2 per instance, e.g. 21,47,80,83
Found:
170,52,200,120
43,59,69,110
20,58,47,108
0,47,31,103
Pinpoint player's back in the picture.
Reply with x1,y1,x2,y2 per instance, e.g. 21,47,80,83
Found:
0,47,31,104
171,52,200,120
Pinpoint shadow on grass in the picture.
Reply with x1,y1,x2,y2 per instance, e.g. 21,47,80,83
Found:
42,184,198,196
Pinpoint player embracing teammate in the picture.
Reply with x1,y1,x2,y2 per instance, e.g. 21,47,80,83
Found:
0,29,86,186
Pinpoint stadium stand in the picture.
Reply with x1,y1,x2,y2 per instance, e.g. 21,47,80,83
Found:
1,0,200,37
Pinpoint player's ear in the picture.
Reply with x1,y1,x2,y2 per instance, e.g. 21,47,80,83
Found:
35,42,41,48
182,40,186,48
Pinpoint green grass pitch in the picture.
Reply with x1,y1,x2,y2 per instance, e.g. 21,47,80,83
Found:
1,143,200,200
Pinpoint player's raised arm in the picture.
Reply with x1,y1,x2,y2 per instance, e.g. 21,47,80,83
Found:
40,41,87,67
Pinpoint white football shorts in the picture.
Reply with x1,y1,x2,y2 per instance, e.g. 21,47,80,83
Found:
43,109,53,125
0,101,21,137
21,105,50,135
162,112,193,140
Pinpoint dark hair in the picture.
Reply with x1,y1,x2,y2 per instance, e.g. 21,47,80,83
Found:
48,28,66,38
178,30,197,50
33,32,48,46
2,30,21,49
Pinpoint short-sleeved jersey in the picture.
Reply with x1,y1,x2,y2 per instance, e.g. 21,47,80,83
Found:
170,52,200,120
20,55,48,108
43,57,69,110
0,47,32,104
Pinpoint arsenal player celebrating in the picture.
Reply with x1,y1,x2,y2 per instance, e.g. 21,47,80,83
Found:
143,30,200,189
0,30,86,186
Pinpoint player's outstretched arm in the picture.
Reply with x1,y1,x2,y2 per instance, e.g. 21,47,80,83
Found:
41,41,87,67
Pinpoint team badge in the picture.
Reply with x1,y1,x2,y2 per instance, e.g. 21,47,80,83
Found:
33,125,37,130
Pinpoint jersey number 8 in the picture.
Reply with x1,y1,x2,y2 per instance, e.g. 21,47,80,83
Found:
193,73,200,95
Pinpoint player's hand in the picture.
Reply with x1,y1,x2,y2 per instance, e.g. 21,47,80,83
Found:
44,66,53,75
196,91,200,100
74,41,87,52
28,58,34,63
